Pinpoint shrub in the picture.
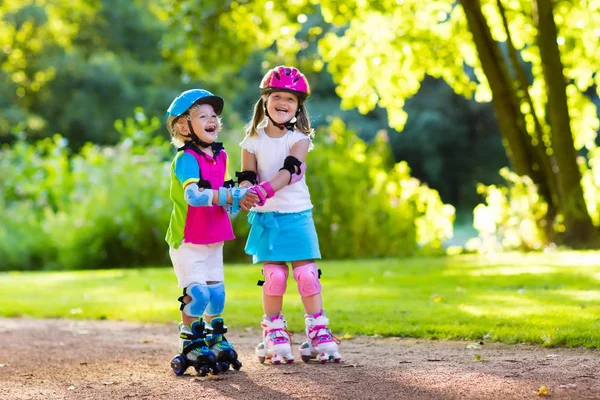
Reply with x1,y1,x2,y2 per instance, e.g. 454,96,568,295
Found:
0,115,454,270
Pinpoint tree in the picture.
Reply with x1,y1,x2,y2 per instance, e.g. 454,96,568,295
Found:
160,0,600,246
0,0,186,147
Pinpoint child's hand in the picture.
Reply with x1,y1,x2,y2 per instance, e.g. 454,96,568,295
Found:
240,191,259,211
239,180,254,189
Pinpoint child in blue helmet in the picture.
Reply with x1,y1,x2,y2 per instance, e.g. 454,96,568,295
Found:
165,89,252,375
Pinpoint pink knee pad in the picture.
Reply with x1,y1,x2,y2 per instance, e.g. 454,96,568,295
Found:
262,263,289,296
293,263,322,297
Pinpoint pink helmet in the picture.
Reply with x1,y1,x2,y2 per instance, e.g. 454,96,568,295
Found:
260,65,310,97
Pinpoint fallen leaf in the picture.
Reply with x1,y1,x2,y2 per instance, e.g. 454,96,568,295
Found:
536,385,550,396
430,294,443,302
339,333,354,340
140,339,153,343
474,354,487,362
467,342,481,349
68,386,75,391
546,354,559,359
0,364,7,368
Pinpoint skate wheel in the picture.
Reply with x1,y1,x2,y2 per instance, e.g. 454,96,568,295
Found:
195,365,210,376
212,363,222,375
334,357,341,363
258,356,266,364
233,360,242,370
221,362,230,372
286,358,294,364
301,355,311,363
171,354,188,376
273,359,281,365
320,359,327,364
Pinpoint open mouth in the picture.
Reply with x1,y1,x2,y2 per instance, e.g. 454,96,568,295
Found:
275,107,288,113
205,126,217,133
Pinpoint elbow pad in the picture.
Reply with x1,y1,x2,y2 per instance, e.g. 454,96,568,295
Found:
236,171,258,185
184,184,214,207
279,156,305,184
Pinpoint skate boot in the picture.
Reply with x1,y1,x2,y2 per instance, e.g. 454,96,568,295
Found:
170,319,219,376
299,313,341,364
205,317,242,372
256,314,295,364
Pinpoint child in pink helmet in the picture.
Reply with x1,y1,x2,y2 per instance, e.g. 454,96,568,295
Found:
238,65,342,364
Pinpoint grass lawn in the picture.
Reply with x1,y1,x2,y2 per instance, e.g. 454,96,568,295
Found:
1,252,599,347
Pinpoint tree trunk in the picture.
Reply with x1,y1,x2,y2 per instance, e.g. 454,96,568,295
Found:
495,0,559,231
459,0,554,218
534,0,598,244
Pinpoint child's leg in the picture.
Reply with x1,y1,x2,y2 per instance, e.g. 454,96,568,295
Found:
261,262,288,315
203,281,242,371
169,243,225,374
256,262,294,364
292,260,342,363
291,260,323,314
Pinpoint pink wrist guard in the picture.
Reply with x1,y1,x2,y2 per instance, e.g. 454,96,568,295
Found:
251,182,275,206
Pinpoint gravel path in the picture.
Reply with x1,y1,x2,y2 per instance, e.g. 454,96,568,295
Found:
1,318,599,399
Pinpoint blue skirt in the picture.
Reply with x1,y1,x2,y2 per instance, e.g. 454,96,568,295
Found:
245,209,321,263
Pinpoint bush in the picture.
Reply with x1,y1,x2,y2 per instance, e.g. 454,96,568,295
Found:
309,119,454,258
0,115,454,270
467,168,549,252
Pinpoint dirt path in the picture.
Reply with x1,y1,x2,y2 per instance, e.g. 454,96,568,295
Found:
1,318,599,400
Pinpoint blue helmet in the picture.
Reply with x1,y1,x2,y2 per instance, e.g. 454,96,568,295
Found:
165,89,224,129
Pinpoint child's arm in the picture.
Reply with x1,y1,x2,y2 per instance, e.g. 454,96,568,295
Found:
238,149,260,211
175,152,246,208
238,149,258,188
250,139,310,205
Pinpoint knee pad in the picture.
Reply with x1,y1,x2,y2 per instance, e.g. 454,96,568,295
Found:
205,282,226,316
180,283,210,317
293,262,321,297
261,263,289,296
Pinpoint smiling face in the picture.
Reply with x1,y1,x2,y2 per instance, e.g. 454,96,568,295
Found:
183,103,221,144
265,91,299,125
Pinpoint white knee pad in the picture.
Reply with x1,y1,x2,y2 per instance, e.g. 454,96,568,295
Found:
262,263,289,296
293,262,321,297
182,283,210,317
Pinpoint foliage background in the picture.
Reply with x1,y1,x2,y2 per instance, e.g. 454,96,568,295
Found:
2,1,600,270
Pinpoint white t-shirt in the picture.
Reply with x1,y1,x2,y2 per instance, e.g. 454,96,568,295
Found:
240,127,313,213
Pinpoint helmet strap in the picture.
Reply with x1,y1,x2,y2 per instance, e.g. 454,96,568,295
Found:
264,104,298,131
183,114,213,148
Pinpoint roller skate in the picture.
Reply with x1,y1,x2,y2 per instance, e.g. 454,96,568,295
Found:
205,317,242,372
299,313,342,364
170,319,220,376
256,314,295,364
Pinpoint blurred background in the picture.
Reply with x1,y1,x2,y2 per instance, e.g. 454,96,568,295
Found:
1,0,599,271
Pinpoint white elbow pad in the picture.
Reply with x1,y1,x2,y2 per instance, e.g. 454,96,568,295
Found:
184,184,214,207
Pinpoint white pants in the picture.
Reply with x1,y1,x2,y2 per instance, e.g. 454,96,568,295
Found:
169,242,224,288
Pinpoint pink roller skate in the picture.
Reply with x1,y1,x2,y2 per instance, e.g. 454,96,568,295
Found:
256,314,295,365
299,313,341,364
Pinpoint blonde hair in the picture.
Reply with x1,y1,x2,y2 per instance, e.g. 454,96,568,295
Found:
243,91,314,139
168,103,223,148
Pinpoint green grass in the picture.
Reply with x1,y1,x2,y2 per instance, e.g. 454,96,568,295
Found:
1,252,600,347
